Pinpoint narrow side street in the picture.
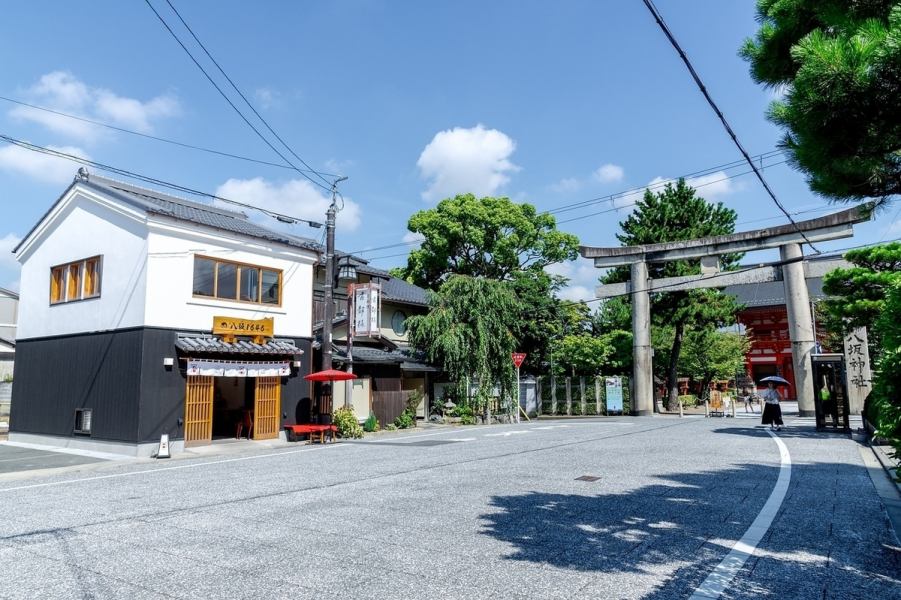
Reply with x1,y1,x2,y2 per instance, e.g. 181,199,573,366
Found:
1,418,897,599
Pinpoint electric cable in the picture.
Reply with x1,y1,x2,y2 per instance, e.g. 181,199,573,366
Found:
162,0,334,189
0,95,338,176
0,133,324,228
142,0,331,192
640,0,820,252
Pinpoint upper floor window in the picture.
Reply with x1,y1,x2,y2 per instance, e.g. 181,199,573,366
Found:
50,256,102,304
192,256,281,306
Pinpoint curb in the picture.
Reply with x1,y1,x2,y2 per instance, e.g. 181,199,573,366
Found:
871,444,901,493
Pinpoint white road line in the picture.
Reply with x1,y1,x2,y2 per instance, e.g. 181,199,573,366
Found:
0,443,350,494
689,430,791,600
484,430,530,437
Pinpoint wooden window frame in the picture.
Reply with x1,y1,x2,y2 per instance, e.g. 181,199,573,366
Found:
191,254,283,307
49,255,103,305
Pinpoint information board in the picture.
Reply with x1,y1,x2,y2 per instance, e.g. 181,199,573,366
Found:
605,376,623,413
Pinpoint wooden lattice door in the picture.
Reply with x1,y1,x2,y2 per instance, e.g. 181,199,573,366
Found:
184,375,214,446
254,376,281,440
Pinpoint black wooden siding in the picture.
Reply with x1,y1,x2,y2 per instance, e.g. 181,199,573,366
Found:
12,328,314,444
11,329,143,442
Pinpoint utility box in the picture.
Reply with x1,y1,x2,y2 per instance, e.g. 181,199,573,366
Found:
812,354,850,432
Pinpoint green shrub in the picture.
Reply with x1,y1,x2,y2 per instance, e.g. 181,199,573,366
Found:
332,407,363,439
678,394,698,407
394,410,415,429
363,413,379,433
451,404,476,425
385,423,397,431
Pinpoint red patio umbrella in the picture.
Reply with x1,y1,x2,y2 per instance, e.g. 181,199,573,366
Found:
304,369,357,382
305,369,356,422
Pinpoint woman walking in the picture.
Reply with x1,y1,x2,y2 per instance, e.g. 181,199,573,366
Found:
761,381,783,431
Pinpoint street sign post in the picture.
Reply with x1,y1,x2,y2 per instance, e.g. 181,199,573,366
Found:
512,353,526,423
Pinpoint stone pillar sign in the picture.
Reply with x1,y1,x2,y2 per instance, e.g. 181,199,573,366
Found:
843,327,872,415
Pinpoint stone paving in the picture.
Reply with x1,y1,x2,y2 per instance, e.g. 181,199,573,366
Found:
0,417,897,599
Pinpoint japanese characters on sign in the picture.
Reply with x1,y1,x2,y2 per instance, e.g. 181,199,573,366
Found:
186,359,290,377
352,283,381,338
512,353,527,369
212,316,274,340
843,327,872,402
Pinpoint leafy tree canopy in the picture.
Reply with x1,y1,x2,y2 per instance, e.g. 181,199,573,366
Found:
741,1,901,201
405,275,517,413
822,241,901,357
679,329,751,392
399,194,579,289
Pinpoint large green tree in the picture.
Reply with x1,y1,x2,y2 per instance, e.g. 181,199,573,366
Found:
822,242,901,456
822,241,901,358
398,194,579,288
741,1,901,201
679,329,751,395
605,179,742,410
405,275,518,420
396,194,580,373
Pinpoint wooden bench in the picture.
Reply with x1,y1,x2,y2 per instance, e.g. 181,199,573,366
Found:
285,424,337,444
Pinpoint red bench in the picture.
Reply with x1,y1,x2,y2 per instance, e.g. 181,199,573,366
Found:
285,424,337,444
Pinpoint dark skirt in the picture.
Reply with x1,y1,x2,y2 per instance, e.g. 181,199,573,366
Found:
762,402,783,426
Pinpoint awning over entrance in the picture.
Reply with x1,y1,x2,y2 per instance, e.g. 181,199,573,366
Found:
175,334,303,356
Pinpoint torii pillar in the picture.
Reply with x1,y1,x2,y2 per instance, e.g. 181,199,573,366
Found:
580,206,871,417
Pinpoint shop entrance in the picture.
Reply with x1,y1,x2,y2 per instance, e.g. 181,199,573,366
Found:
184,375,281,446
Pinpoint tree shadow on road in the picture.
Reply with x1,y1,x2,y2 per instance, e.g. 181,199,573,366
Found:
478,460,900,598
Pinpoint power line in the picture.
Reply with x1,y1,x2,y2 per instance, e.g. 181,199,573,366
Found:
161,0,334,190
353,150,785,255
640,0,819,252
360,200,831,263
0,95,339,176
549,149,783,215
0,133,324,228
142,0,331,192
557,160,789,224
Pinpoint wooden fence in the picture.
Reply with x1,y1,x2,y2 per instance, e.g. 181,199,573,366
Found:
372,390,411,427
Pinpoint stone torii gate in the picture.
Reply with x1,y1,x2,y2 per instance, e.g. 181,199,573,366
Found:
579,206,871,417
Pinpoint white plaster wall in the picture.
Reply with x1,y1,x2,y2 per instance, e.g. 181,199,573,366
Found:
143,218,316,338
16,192,149,339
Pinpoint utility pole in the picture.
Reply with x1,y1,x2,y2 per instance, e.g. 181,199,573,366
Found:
321,176,347,372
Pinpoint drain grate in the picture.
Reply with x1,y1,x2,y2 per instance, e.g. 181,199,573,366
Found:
575,475,601,482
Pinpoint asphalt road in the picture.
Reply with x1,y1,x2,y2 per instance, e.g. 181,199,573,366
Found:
0,417,898,599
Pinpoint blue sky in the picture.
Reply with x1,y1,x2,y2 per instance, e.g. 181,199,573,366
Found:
0,0,896,298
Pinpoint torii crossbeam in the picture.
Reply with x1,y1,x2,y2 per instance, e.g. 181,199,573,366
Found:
579,206,871,416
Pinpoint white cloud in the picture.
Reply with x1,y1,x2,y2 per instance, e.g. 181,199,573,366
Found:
215,177,362,232
546,259,600,303
417,124,519,202
612,170,739,214
548,177,582,193
402,231,425,244
0,143,88,184
9,71,179,140
0,233,22,271
254,87,280,109
594,163,624,184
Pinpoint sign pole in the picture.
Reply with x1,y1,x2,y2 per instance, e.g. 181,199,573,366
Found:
515,365,521,424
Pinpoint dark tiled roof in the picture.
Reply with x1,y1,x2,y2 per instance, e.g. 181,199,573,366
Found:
724,279,827,308
175,335,303,355
84,176,323,252
333,343,430,367
381,277,429,307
